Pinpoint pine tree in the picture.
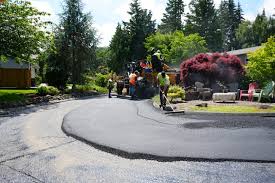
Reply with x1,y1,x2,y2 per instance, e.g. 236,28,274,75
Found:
218,0,243,51
253,10,269,46
46,0,98,87
158,0,185,33
125,0,156,61
109,24,130,73
185,0,221,51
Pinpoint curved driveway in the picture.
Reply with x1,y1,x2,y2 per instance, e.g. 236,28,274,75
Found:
63,97,275,162
0,97,275,182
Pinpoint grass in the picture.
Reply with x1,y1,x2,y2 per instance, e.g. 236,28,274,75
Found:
191,105,275,113
0,89,37,102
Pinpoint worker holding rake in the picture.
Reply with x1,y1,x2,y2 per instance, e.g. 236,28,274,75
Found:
157,71,170,109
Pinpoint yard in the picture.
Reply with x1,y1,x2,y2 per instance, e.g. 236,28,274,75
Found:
152,96,275,113
0,89,37,103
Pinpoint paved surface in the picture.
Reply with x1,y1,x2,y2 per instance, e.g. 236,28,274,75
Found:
63,98,275,162
0,97,275,182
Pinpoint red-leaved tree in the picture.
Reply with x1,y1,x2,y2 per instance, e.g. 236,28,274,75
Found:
180,53,245,87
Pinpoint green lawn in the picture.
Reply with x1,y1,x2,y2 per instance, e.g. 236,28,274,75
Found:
0,89,37,102
191,105,275,113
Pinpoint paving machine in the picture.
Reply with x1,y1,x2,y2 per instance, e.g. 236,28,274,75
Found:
116,59,180,99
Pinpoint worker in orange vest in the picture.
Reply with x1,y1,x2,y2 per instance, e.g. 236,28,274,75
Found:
129,71,139,99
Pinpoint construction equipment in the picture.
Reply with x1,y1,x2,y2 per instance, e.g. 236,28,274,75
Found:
116,59,180,99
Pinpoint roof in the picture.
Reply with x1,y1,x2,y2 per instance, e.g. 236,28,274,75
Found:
226,46,262,56
0,58,30,69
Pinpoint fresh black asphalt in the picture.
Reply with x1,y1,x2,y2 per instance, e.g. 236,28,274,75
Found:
62,97,275,162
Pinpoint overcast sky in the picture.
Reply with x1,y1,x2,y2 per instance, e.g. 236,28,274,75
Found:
29,0,275,47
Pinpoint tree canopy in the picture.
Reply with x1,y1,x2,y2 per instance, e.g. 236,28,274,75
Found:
46,0,98,87
145,31,207,65
185,0,221,51
0,0,50,62
158,0,185,33
247,36,275,85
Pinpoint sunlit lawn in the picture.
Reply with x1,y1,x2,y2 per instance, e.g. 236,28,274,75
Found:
0,89,37,102
191,105,275,113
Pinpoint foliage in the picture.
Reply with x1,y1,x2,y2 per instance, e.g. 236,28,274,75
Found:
247,36,275,85
236,11,275,48
47,86,60,95
94,73,109,87
74,84,108,94
168,85,185,101
37,86,59,96
95,47,110,72
235,21,255,48
180,53,245,86
46,0,98,88
185,0,222,51
109,0,156,73
0,89,36,103
37,86,49,96
158,0,185,33
109,24,131,73
125,0,156,61
145,31,207,65
35,76,42,86
218,0,243,51
0,0,50,63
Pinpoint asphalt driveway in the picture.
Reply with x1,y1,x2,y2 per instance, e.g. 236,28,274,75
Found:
62,97,275,162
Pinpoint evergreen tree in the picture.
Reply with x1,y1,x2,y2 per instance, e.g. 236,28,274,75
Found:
236,20,254,48
253,10,269,46
109,24,131,73
218,0,243,51
185,0,221,51
158,0,185,33
46,0,98,88
125,0,156,61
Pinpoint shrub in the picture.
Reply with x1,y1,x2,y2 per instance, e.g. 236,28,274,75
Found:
37,86,49,96
75,84,108,94
180,53,245,87
95,73,109,87
168,85,185,101
47,86,60,95
37,85,59,96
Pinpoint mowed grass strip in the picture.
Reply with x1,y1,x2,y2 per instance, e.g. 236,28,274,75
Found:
191,105,275,113
0,89,37,102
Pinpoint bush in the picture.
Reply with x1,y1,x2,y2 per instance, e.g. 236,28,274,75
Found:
168,85,185,101
95,73,109,87
180,53,245,87
37,85,59,96
47,86,60,95
247,36,275,85
37,86,49,96
75,84,108,94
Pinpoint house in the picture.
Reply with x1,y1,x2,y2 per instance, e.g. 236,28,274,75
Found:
227,46,262,65
0,58,37,88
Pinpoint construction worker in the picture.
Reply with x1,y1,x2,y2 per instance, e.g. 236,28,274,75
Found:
152,50,163,73
151,50,164,86
107,78,114,98
129,71,139,99
157,71,170,109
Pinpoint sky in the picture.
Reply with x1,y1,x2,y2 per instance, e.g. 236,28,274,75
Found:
29,0,275,47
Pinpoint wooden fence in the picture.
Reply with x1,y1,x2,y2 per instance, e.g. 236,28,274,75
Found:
0,68,31,88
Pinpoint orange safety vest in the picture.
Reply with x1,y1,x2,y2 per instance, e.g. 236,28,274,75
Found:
129,73,137,85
